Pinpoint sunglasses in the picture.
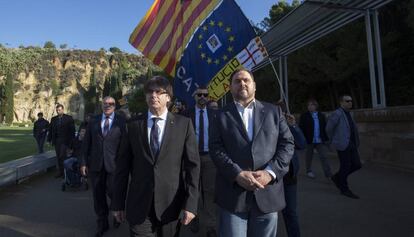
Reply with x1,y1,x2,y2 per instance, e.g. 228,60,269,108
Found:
345,100,353,103
103,102,115,106
197,93,209,97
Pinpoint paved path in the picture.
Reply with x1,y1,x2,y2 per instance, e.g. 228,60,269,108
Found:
0,156,413,237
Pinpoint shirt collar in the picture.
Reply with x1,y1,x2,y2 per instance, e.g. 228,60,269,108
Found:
234,99,256,110
148,109,168,121
102,112,115,120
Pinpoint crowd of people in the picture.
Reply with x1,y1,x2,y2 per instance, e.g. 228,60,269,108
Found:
32,68,362,237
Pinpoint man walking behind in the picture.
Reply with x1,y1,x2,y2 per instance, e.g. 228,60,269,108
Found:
326,95,362,199
33,112,49,154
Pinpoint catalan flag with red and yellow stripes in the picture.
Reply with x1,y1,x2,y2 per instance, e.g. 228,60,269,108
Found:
129,0,221,76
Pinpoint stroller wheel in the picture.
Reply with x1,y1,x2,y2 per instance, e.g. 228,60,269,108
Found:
61,183,66,192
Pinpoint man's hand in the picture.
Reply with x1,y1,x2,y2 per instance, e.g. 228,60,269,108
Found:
80,165,88,176
112,210,126,223
252,170,273,186
180,210,195,225
236,171,265,191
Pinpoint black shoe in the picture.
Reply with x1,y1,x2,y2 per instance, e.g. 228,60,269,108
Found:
113,217,121,229
331,175,341,190
341,190,360,199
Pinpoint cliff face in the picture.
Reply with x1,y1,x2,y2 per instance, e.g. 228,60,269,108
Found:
0,48,154,122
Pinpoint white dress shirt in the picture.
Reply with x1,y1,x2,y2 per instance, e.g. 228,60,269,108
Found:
101,112,115,133
195,107,209,152
147,109,168,146
234,100,276,180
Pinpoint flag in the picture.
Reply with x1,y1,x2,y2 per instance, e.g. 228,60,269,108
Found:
129,0,221,76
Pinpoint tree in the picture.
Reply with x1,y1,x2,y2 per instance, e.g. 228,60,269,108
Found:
109,47,122,54
84,68,98,113
44,41,56,49
59,44,68,49
128,88,147,114
4,73,14,124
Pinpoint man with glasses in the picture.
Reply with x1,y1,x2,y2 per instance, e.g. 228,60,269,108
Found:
81,96,126,237
111,76,200,237
326,95,362,199
299,99,332,179
182,86,217,237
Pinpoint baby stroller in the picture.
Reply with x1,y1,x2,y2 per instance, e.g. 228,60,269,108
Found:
61,157,88,191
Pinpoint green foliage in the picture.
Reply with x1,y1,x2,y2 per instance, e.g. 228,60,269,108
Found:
109,47,122,54
128,88,147,114
84,68,98,113
4,73,14,124
59,44,68,49
43,41,56,49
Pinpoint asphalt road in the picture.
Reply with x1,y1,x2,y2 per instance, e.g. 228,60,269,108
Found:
0,156,413,237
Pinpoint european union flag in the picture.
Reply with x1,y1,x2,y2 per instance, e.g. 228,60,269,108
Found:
174,0,256,107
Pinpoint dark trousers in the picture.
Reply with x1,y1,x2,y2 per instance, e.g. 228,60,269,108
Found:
54,138,68,174
335,144,362,192
35,134,46,153
282,184,300,237
130,201,181,237
90,169,114,228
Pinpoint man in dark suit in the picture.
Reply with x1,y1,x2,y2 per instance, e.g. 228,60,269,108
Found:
33,112,49,154
47,104,75,178
182,86,217,237
112,76,200,237
209,69,294,237
299,99,332,179
81,96,126,237
326,95,362,199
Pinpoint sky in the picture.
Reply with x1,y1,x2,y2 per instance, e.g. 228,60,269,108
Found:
0,0,287,54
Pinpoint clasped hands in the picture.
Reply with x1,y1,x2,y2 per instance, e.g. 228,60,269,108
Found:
112,209,195,225
236,170,273,191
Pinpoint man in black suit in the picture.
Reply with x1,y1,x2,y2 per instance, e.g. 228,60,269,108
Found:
112,76,200,237
47,104,75,178
33,112,49,154
209,69,294,237
182,86,217,237
299,99,332,179
81,96,126,237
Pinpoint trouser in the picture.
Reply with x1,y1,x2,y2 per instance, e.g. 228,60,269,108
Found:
335,144,362,192
130,200,181,237
282,184,300,237
90,169,115,228
54,138,69,174
305,143,332,177
181,153,217,237
35,134,46,153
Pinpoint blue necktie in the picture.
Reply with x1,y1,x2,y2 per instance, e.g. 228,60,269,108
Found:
150,117,160,157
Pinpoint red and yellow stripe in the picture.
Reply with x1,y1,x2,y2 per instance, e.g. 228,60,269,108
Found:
129,0,221,76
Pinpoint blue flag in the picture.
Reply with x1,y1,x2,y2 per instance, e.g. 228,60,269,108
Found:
174,0,256,107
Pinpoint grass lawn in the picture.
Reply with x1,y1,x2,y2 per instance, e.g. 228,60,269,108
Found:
0,126,53,163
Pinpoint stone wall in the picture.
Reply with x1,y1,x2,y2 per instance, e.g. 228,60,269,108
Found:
352,106,414,171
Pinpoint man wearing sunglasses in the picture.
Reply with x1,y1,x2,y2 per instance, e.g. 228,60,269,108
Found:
326,95,362,199
182,87,217,237
81,96,126,237
111,76,200,237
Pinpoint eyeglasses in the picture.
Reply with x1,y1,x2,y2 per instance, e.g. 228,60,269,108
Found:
197,93,209,97
103,102,115,106
147,89,168,95
345,100,353,103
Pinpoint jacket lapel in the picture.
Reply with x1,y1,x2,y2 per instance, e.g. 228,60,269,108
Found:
139,116,155,164
226,103,250,142
156,112,174,164
253,101,265,141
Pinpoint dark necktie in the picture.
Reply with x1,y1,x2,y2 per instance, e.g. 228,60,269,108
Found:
199,109,204,152
103,116,110,137
150,117,160,157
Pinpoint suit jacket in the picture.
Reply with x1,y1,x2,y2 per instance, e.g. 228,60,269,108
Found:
209,100,295,213
81,114,126,173
299,111,328,144
111,112,200,225
33,118,49,138
284,125,306,185
325,108,360,151
47,114,75,146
